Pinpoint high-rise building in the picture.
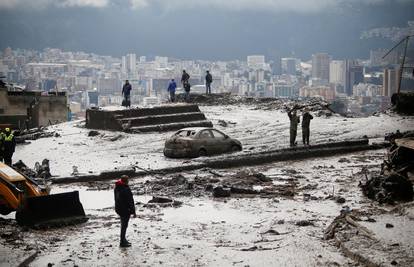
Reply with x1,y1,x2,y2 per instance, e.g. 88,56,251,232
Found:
126,53,136,78
281,58,297,75
311,53,330,82
247,55,265,70
270,58,282,75
121,56,127,74
383,68,399,96
344,60,364,96
329,60,345,86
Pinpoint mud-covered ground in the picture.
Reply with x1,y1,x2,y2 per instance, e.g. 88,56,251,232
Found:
13,104,414,178
2,103,414,266
2,149,413,266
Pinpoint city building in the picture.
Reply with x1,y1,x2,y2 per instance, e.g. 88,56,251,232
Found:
383,67,399,96
311,53,330,83
281,58,297,75
247,55,265,70
329,60,345,86
344,60,364,96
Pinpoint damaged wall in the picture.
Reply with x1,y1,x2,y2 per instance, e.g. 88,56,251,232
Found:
0,86,68,129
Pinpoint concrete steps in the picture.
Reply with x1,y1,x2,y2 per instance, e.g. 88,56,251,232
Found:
129,120,213,133
119,112,208,127
86,104,212,132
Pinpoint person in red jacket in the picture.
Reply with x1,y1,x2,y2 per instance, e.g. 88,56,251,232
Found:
114,175,136,247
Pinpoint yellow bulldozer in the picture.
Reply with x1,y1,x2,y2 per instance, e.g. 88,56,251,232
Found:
0,162,87,227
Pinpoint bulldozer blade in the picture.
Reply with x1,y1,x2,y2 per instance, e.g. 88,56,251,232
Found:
16,191,88,227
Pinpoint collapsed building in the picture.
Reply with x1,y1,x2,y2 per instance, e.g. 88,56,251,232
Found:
0,85,68,129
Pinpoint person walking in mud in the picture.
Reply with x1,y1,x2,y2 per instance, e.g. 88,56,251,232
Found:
205,70,213,95
181,70,191,102
122,80,132,108
114,175,136,247
288,107,300,147
301,108,313,146
167,79,177,103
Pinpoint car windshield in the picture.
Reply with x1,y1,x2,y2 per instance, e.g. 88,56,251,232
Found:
175,130,196,137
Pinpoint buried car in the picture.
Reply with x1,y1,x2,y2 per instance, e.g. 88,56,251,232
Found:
164,127,242,158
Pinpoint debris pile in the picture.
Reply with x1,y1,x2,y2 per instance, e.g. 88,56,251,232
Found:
15,128,57,144
176,93,335,115
12,159,52,179
360,130,414,204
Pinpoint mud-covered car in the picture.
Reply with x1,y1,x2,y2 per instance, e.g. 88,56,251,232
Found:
163,127,242,158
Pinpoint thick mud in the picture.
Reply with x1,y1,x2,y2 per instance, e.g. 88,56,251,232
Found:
13,105,414,178
3,149,411,266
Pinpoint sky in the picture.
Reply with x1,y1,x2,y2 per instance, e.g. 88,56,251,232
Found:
0,0,413,60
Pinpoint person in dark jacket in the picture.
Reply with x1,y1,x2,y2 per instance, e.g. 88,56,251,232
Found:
0,128,4,163
167,79,177,103
114,175,136,247
205,71,213,95
122,80,132,108
181,70,191,102
287,107,300,147
2,128,16,166
302,109,313,146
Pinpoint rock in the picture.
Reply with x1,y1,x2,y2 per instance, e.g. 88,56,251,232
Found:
148,196,173,203
205,184,214,191
168,175,188,186
213,186,231,198
230,187,258,194
338,158,351,163
295,220,314,227
254,173,272,182
88,130,100,137
391,260,398,265
386,223,394,228
335,196,346,204
218,120,228,127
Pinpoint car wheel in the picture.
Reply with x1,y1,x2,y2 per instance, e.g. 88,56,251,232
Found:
0,205,12,215
231,145,241,152
198,148,207,157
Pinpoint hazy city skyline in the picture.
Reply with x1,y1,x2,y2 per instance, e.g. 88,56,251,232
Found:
0,0,413,60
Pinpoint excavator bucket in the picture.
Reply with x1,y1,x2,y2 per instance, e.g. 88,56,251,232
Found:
16,191,88,227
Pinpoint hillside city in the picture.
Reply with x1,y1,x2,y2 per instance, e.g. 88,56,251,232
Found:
1,46,411,117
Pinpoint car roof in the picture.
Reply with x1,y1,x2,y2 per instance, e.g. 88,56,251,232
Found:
178,127,214,132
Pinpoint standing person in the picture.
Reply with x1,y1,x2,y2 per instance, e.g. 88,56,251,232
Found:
167,79,177,103
122,80,132,108
302,108,313,146
2,128,16,166
0,128,4,163
114,175,136,247
287,107,300,147
205,70,213,95
181,70,190,102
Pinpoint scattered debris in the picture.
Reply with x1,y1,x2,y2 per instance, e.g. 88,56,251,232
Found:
212,186,231,198
88,130,100,137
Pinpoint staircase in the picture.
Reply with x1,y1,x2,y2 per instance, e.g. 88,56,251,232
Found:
86,104,213,132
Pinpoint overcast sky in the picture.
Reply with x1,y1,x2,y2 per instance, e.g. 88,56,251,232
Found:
0,0,413,60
